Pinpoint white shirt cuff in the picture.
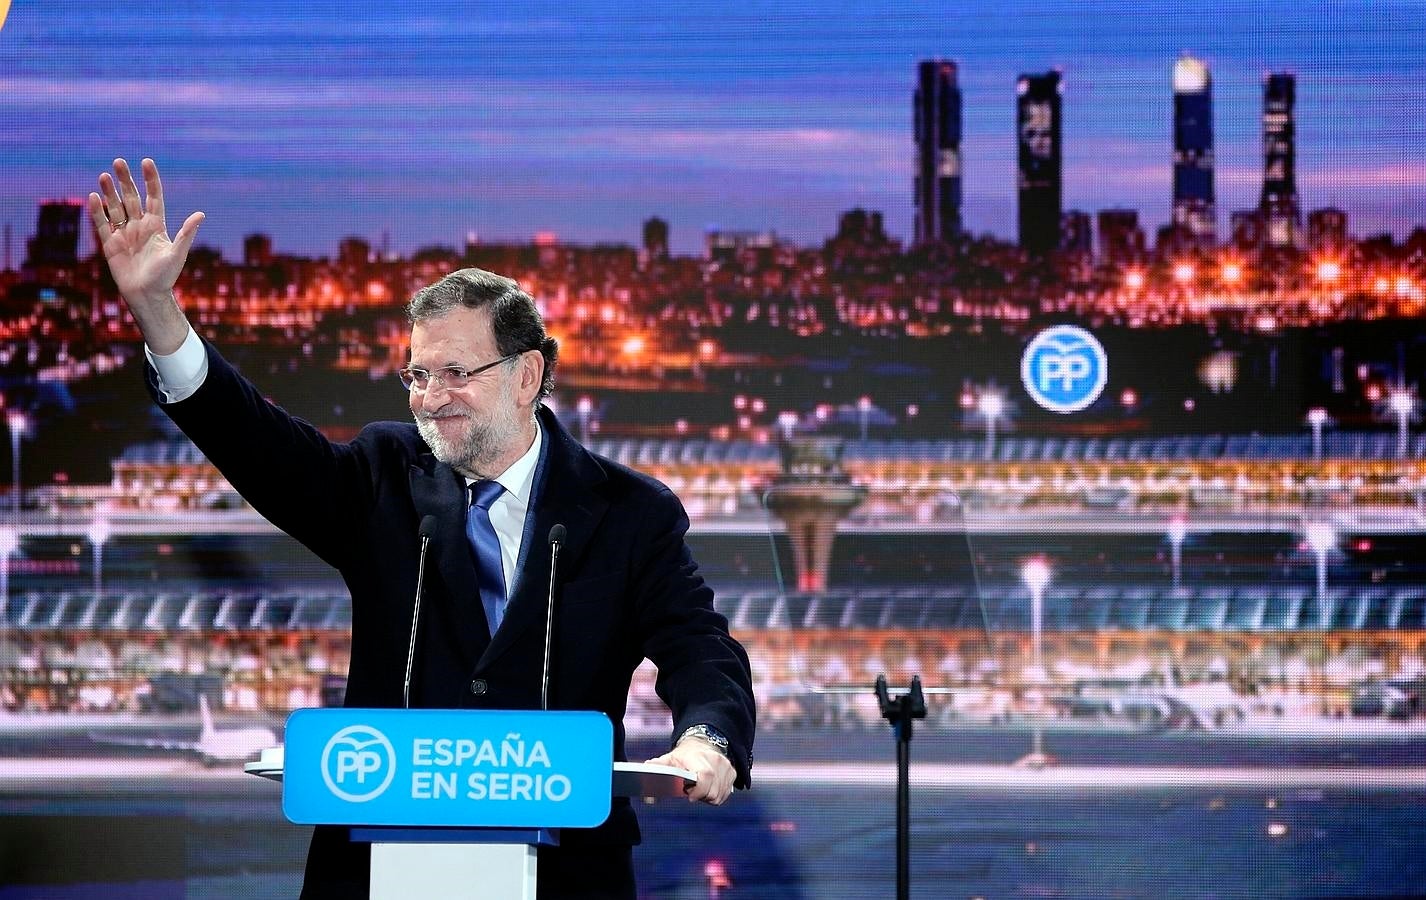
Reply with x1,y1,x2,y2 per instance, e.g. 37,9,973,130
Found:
144,327,208,403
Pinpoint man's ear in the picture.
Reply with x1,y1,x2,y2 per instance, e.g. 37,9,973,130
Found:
519,351,545,405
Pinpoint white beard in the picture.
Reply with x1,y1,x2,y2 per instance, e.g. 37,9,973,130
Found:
413,380,525,477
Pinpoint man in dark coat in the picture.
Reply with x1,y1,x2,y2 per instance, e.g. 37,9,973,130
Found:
89,157,755,899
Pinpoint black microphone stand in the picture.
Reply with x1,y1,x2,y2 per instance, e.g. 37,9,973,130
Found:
875,673,926,900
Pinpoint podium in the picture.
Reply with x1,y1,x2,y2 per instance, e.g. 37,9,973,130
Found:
247,708,693,900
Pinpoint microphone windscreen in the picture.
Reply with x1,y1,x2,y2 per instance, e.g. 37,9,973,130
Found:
548,523,567,544
419,515,439,539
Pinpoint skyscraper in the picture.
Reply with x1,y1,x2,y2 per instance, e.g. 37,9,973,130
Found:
914,59,962,245
1172,54,1216,248
24,199,83,269
642,217,669,261
1017,70,1063,257
1260,72,1301,249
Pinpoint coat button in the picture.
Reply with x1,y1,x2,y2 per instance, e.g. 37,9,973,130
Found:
469,679,489,696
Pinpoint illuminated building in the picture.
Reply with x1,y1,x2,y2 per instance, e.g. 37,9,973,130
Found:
1308,207,1348,251
24,199,83,269
243,233,274,267
337,236,371,269
1172,54,1216,248
913,59,963,245
1230,209,1265,253
824,209,899,275
1060,210,1093,256
1260,72,1301,249
1017,70,1063,257
705,229,781,268
1097,208,1145,265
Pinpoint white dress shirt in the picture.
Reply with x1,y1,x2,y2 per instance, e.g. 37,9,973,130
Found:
466,424,541,603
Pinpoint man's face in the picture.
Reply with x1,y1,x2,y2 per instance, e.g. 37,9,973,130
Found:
408,307,531,478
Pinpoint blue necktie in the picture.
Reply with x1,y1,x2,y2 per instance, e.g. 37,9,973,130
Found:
467,480,508,635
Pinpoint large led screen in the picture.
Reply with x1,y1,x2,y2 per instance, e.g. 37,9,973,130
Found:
2,2,1425,897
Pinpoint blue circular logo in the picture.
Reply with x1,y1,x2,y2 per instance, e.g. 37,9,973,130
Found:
1020,325,1108,414
321,724,397,802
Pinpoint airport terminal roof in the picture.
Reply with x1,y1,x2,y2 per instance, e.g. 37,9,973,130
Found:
113,430,1426,472
7,585,1423,634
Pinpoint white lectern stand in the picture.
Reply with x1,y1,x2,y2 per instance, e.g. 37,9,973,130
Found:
247,746,694,900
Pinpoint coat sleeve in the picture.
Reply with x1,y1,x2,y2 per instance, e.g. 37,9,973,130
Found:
630,485,756,788
146,339,380,571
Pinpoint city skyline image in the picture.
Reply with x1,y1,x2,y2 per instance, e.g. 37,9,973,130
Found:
2,1,1424,259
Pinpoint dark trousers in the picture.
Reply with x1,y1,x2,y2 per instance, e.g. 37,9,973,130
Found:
299,827,636,899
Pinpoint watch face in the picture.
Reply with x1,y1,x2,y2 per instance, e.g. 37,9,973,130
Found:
682,725,729,753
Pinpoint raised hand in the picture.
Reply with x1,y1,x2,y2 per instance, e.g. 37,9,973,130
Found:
86,158,204,354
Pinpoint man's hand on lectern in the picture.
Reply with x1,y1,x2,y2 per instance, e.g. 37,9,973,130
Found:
87,157,204,355
645,738,735,806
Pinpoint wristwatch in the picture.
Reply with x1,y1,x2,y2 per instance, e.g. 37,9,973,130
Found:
677,723,730,757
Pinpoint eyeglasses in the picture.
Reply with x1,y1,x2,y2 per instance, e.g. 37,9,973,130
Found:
399,352,522,391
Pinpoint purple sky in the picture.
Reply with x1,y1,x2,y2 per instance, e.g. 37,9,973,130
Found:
2,1,1424,258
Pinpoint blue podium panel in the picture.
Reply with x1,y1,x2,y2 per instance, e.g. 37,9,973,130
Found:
282,709,614,828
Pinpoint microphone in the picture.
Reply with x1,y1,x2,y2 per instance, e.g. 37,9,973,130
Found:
541,524,566,711
403,515,439,709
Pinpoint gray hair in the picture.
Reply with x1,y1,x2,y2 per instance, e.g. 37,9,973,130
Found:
406,268,558,401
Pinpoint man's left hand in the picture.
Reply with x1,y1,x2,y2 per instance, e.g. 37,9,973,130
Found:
645,738,735,805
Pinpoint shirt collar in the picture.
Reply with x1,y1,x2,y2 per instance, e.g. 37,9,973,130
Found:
466,419,542,504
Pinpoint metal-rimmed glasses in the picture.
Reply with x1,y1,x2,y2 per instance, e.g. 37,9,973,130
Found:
398,352,522,392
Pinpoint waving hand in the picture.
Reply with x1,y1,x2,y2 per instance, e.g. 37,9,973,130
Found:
86,158,204,354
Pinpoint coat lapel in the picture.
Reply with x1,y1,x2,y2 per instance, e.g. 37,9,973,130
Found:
409,454,492,659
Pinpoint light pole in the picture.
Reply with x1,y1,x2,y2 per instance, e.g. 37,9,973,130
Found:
1387,389,1414,459
978,393,1004,461
576,396,593,444
87,519,111,599
0,525,17,623
1305,523,1335,613
777,411,798,441
1167,517,1187,592
1019,558,1052,768
1306,407,1329,463
857,395,872,441
6,411,27,521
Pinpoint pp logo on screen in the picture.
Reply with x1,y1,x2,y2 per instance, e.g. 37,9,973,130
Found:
321,724,397,802
1020,325,1108,414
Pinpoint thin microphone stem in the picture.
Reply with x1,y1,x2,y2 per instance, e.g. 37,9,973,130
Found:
541,535,562,711
403,530,433,709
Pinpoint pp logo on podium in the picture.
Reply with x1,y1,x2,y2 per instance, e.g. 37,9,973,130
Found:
1021,325,1108,414
321,724,397,802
